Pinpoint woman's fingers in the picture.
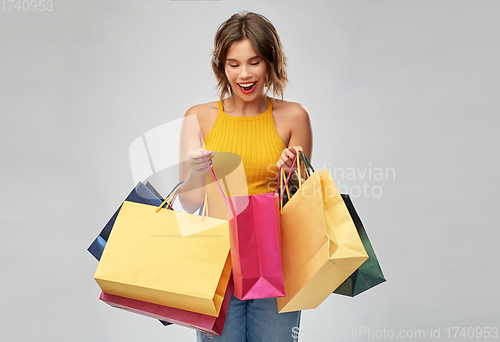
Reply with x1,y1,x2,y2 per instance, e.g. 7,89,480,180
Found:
284,148,295,160
191,158,213,170
187,149,214,174
276,146,303,170
188,148,214,159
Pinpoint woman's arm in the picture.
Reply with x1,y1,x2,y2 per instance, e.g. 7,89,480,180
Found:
178,106,214,213
276,103,313,183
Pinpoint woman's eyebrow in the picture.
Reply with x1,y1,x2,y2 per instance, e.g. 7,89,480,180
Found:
226,56,261,62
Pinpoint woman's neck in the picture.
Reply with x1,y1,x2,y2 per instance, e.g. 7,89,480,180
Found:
222,94,269,117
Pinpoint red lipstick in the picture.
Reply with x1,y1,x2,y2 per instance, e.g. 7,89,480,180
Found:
238,82,257,94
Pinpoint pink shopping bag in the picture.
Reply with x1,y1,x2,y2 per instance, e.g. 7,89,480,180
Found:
100,275,234,336
228,192,285,300
202,152,285,300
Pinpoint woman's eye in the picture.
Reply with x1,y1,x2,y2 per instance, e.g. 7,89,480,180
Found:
250,62,260,66
229,64,239,68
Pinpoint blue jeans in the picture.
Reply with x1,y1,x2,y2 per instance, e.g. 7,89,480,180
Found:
196,294,301,342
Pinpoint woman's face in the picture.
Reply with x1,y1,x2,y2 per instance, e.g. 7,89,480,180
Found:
225,39,268,103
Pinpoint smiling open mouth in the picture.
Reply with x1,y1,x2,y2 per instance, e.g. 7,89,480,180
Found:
238,82,257,93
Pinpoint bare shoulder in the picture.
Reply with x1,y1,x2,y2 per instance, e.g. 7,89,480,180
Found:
184,101,218,117
272,99,312,149
273,99,310,122
183,101,219,137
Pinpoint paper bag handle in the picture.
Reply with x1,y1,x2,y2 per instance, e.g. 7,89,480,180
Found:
277,149,302,199
278,149,307,213
155,182,183,213
155,183,209,221
299,150,314,177
201,151,228,205
201,193,209,221
277,153,297,199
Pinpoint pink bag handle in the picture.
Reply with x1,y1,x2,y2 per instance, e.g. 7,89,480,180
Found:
277,152,298,201
202,151,228,205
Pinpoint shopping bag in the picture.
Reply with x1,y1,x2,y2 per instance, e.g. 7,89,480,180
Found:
87,181,168,261
202,152,285,300
297,153,386,296
333,194,386,296
99,275,234,336
94,183,232,317
228,193,285,300
277,151,368,313
88,181,174,326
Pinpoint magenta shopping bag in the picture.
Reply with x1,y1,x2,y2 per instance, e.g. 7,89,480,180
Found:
100,275,234,336
202,152,285,300
228,193,285,300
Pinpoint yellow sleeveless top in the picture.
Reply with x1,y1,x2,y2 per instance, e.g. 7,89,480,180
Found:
204,98,286,220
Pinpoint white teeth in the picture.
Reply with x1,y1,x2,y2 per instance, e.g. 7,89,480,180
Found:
239,82,255,87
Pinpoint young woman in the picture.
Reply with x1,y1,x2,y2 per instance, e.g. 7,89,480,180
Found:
178,11,313,342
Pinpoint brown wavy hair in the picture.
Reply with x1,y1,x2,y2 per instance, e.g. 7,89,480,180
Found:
212,12,288,101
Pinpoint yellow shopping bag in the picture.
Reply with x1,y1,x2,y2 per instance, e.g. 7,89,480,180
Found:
277,153,368,313
94,185,231,317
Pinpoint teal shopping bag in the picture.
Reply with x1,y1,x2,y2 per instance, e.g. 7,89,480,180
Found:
333,194,386,296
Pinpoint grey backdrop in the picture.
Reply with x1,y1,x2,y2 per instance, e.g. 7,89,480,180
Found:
1,0,499,341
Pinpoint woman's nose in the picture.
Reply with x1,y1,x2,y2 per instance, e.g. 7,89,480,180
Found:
240,65,251,79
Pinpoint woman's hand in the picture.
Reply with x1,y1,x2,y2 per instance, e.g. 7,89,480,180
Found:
187,148,215,175
276,146,302,174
